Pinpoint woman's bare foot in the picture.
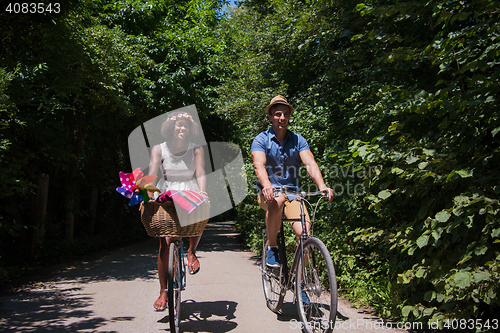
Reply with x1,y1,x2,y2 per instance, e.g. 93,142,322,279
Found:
187,251,200,275
153,289,167,311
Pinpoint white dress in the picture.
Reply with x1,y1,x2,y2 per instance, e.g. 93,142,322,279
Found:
155,142,199,196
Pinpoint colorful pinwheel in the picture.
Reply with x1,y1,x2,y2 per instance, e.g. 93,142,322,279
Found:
116,168,160,206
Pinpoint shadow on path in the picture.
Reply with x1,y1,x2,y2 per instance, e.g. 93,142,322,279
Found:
0,286,109,332
194,221,244,252
158,299,238,332
0,221,243,332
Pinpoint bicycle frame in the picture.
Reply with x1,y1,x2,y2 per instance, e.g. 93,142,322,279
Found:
277,224,305,292
167,237,188,333
275,187,326,295
170,237,187,291
262,186,337,332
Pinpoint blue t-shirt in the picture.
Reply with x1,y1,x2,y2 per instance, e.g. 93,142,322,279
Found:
251,128,310,192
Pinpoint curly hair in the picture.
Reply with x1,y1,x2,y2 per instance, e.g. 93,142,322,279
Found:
160,111,200,141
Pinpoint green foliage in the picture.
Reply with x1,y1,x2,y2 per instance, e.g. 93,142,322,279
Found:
342,0,500,324
218,0,500,325
1,0,499,325
0,0,229,280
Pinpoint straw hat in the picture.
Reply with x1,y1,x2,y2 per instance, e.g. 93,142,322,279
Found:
265,95,294,114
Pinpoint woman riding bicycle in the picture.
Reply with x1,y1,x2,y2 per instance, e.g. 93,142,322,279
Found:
145,111,208,311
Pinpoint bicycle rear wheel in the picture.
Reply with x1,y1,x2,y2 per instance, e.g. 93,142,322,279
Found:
295,237,337,333
168,241,181,332
261,232,285,313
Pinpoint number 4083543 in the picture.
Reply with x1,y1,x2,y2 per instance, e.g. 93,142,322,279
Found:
443,319,498,331
5,3,60,14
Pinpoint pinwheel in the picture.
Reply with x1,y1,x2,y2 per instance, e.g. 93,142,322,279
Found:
116,168,160,206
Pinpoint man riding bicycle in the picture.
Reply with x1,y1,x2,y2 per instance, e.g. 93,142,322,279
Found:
251,95,334,268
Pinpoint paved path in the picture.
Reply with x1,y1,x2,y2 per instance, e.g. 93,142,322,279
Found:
0,221,408,332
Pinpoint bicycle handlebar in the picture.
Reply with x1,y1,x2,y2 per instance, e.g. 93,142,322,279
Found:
273,185,329,199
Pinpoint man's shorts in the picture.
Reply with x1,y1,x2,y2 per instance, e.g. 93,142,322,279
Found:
257,192,310,223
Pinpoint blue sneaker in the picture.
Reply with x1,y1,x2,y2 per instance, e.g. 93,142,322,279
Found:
301,282,310,306
266,247,281,267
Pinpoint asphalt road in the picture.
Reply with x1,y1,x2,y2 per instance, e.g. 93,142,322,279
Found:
0,221,409,332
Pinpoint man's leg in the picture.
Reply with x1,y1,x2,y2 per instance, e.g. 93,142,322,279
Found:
258,192,286,267
260,193,286,246
284,199,311,240
284,200,311,304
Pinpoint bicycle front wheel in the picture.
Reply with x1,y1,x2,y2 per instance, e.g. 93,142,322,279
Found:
295,237,337,333
168,241,181,332
261,233,285,313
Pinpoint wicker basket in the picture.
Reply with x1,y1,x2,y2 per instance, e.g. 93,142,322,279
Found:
140,201,210,237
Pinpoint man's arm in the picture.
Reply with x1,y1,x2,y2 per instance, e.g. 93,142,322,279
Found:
299,150,334,203
251,151,275,202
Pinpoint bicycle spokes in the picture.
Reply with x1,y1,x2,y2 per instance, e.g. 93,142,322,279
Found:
262,236,285,313
296,238,337,333
168,242,182,333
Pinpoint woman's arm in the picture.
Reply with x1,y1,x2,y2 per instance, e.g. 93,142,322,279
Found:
148,144,162,176
146,144,162,198
139,144,162,209
194,146,207,194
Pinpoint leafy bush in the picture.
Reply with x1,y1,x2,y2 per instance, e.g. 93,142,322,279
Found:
218,0,500,326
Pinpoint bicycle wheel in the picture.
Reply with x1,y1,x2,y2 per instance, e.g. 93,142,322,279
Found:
295,237,337,333
261,233,285,313
168,241,181,332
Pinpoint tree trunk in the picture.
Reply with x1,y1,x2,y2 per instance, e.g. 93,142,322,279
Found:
31,173,49,258
65,191,75,241
89,185,98,235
